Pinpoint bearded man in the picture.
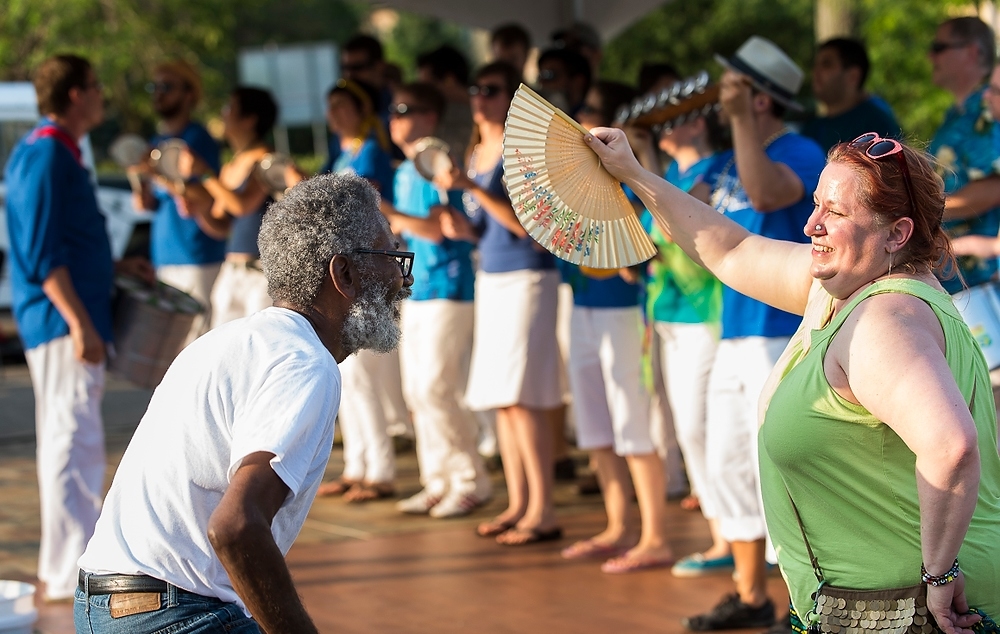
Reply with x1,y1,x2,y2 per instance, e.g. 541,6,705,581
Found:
74,174,414,634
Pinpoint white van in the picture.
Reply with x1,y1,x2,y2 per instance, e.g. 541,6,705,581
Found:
0,82,151,309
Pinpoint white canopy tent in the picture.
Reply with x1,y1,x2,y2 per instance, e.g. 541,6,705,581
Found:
364,0,671,46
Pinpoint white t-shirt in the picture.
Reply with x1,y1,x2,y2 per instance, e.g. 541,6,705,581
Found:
79,307,340,612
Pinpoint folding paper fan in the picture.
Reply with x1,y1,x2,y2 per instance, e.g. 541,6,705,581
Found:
503,84,656,268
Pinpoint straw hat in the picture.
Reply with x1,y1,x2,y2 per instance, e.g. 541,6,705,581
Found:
714,36,804,111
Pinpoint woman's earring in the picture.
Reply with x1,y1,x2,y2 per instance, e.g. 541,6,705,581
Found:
887,250,894,277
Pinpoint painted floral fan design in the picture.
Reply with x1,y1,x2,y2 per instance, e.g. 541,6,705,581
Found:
502,84,656,268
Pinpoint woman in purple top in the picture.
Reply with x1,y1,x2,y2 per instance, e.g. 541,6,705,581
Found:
437,62,564,545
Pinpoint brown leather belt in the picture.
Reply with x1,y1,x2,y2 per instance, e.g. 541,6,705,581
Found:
78,570,194,595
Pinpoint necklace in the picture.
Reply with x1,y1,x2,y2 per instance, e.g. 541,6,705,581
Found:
713,127,790,212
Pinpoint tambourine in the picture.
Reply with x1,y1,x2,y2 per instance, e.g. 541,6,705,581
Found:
149,139,187,182
254,152,293,198
412,137,453,182
109,134,149,169
613,71,719,134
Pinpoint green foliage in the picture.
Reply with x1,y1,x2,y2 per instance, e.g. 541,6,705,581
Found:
601,0,815,90
382,11,473,81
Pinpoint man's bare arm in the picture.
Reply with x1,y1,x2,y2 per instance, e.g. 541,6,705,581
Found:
208,452,319,634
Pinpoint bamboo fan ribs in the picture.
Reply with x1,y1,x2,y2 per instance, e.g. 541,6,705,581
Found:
503,84,656,268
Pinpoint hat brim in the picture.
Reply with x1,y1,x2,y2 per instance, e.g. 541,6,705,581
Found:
713,53,803,112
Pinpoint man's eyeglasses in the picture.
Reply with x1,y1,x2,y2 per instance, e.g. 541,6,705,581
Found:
929,40,969,54
468,84,505,98
389,103,431,117
353,249,414,277
146,81,181,95
849,132,916,214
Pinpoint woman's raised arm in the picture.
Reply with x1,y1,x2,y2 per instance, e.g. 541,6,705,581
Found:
585,127,814,316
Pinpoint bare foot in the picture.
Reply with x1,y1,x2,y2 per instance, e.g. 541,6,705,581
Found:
343,482,395,503
496,525,563,546
476,511,523,537
316,477,358,497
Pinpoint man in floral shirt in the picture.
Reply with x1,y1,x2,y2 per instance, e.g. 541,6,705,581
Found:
928,16,1000,293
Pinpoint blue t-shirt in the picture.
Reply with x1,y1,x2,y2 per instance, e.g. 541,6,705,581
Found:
558,261,640,308
394,160,475,302
332,137,395,203
704,132,826,339
149,122,226,267
929,86,1000,292
4,120,115,349
467,158,555,273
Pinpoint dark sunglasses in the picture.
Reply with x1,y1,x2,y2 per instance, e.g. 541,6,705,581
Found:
929,40,969,54
146,81,182,95
389,103,431,117
353,249,414,278
849,132,916,213
468,84,505,98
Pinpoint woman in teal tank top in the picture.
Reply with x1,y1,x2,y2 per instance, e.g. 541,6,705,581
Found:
584,126,1000,633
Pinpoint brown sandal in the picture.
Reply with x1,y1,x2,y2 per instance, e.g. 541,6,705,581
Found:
344,482,395,503
476,517,518,537
316,477,358,497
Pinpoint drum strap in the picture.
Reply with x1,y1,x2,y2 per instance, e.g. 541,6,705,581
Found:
30,125,83,166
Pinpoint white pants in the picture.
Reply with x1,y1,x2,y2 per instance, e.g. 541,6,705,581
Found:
338,349,405,483
400,300,490,497
157,262,222,347
648,328,688,496
705,336,789,542
210,259,271,328
25,336,106,599
655,321,719,517
568,306,653,456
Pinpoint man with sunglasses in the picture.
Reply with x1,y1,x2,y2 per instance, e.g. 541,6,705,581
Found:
681,37,826,632
76,174,414,634
928,17,1000,293
537,48,592,116
133,60,226,345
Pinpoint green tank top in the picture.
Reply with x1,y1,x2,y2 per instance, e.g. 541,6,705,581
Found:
759,278,1000,618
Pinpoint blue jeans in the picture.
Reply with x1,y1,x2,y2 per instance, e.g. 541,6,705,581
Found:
74,580,260,634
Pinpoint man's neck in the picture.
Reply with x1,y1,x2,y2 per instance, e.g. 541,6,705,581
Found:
276,301,348,362
671,144,711,172
756,115,786,145
48,112,88,141
160,114,192,136
950,72,985,107
822,91,864,118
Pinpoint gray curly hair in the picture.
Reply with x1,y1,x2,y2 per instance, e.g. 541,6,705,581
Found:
258,173,389,310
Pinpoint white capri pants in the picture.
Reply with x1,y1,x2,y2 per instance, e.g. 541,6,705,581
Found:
210,259,272,328
157,262,222,347
705,335,789,543
25,335,106,599
466,269,563,411
338,349,405,483
400,299,490,498
568,305,653,456
655,321,719,517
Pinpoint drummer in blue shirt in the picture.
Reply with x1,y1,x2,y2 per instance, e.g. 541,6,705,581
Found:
131,60,228,346
4,55,153,601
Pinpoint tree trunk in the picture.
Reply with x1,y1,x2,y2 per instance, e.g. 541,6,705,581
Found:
815,0,855,42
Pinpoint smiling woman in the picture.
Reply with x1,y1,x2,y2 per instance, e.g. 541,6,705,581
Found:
583,126,1000,632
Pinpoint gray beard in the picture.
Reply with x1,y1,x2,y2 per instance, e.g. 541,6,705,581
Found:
340,279,411,355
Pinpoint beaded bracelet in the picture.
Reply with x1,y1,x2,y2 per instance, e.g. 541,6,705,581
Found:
921,559,960,586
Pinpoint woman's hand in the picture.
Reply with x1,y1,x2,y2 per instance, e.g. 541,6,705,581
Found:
178,148,212,180
584,127,643,183
434,166,474,192
926,573,981,634
115,257,156,285
440,206,477,243
950,234,1000,259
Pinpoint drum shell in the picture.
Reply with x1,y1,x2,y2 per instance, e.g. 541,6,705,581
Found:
952,282,1000,370
108,281,202,389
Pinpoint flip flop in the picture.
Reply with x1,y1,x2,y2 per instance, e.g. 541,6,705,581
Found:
344,482,395,503
316,477,358,497
600,554,676,574
561,539,628,560
496,526,563,546
476,518,518,537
